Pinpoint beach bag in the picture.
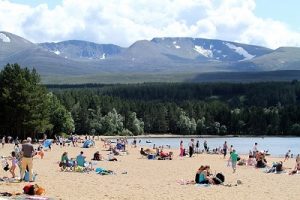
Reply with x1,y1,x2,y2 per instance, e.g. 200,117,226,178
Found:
23,184,45,195
213,173,225,185
24,171,37,182
1,159,9,171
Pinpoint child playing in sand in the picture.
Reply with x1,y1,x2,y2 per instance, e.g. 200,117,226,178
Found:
9,151,18,178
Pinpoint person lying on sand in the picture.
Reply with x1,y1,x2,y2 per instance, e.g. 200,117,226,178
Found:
159,151,173,160
266,161,289,173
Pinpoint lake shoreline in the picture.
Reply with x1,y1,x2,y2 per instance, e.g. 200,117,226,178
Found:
99,134,300,139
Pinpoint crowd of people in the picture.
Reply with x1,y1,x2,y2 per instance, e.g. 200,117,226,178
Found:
1,135,299,189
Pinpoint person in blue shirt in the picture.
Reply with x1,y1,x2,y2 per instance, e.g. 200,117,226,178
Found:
76,151,86,167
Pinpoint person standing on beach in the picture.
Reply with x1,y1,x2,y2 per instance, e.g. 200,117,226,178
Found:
20,137,35,182
223,141,228,158
180,140,184,158
195,140,199,153
253,143,258,157
284,150,291,161
203,140,208,152
188,139,194,157
230,149,238,173
2,136,5,148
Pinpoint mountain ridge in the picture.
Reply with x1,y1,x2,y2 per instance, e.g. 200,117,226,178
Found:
1,31,300,83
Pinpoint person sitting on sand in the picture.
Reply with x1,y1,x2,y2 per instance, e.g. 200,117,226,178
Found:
247,155,256,166
112,147,120,156
194,165,205,184
92,151,103,161
108,151,118,161
140,148,148,157
198,166,214,184
256,151,267,168
60,152,73,170
289,161,300,175
76,151,93,171
76,151,87,167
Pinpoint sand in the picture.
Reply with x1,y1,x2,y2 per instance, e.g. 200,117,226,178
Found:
0,140,299,200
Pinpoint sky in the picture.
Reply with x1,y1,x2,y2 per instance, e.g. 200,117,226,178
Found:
1,0,299,49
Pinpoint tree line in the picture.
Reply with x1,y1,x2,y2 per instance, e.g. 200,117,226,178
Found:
1,63,300,139
50,80,300,136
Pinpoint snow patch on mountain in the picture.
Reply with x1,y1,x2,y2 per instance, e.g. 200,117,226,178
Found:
194,45,213,58
53,50,60,55
225,42,255,61
100,53,106,60
0,33,10,42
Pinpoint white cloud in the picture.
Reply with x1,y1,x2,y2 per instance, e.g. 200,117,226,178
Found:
0,0,299,48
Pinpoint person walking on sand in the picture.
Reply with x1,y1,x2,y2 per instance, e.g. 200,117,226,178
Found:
284,150,291,161
9,151,18,178
230,149,238,173
188,139,195,157
20,137,35,182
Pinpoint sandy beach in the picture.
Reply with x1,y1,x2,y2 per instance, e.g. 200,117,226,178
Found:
0,141,299,200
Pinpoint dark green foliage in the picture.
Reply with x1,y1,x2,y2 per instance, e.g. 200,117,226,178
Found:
0,64,74,139
48,81,300,136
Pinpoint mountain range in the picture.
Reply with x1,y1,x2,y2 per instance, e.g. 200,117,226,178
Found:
1,31,300,83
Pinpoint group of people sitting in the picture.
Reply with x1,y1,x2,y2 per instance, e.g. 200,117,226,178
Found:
59,149,120,171
193,165,224,185
140,147,173,160
60,151,93,172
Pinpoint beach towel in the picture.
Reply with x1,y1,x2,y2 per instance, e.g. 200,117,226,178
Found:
195,184,211,188
74,166,85,172
95,167,114,175
0,177,20,183
14,195,53,200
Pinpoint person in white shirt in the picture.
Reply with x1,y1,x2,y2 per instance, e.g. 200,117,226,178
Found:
253,143,258,157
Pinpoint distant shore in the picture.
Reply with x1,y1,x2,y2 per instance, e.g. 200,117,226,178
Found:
99,134,300,139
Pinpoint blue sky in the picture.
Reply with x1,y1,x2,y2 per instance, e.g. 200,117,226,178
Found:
2,0,300,48
10,0,62,9
255,0,299,30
